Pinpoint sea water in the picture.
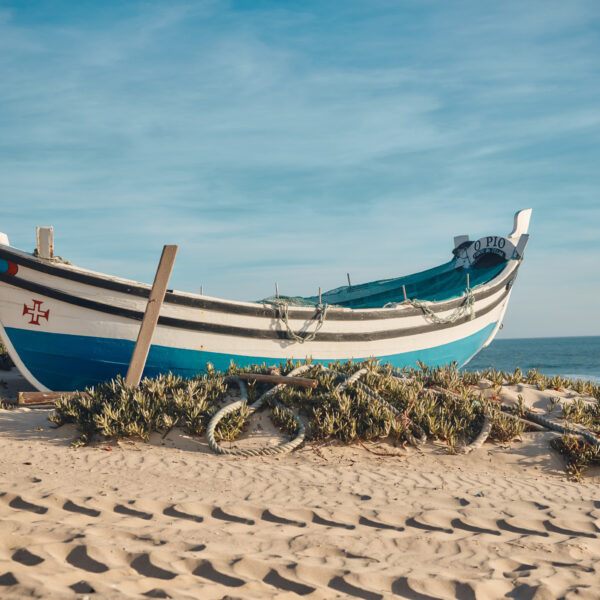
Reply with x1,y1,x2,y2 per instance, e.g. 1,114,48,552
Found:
466,336,600,383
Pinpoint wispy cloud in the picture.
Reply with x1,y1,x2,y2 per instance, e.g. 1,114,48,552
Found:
0,0,598,336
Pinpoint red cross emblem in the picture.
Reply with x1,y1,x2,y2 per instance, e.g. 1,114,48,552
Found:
23,299,50,326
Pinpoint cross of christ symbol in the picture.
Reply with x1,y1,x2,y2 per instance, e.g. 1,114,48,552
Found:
22,299,50,325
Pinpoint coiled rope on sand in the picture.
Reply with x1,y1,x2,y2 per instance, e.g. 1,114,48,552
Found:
501,405,600,448
206,365,311,457
207,366,600,458
207,366,427,457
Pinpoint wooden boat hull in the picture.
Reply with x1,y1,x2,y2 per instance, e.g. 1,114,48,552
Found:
0,320,501,392
0,211,530,392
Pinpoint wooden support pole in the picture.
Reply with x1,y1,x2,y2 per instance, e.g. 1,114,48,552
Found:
402,285,408,302
36,226,54,259
125,245,178,387
236,373,318,388
347,273,351,288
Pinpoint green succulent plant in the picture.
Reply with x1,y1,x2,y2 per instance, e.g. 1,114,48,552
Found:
44,359,600,479
505,367,523,385
551,433,600,480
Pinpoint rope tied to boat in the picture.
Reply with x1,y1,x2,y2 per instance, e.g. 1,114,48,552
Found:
270,300,329,344
32,248,72,265
389,286,475,324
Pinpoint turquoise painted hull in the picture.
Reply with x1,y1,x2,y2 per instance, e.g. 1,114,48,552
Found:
4,323,497,391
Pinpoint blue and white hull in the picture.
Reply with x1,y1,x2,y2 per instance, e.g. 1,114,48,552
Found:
0,211,531,392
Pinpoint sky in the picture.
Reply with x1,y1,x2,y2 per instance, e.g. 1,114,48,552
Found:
0,0,598,338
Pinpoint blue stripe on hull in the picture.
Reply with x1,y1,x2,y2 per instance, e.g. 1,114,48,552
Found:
4,324,497,391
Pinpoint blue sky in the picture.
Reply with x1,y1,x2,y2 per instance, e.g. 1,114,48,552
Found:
1,0,598,338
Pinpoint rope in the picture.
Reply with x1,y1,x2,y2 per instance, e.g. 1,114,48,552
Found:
207,365,429,456
501,406,600,449
333,368,427,447
206,364,600,459
386,287,475,324
206,365,312,457
268,300,328,344
458,410,491,454
406,286,475,324
32,248,72,265
335,367,369,392
421,384,491,453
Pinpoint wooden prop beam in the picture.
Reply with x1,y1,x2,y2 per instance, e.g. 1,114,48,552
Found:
125,245,178,387
15,374,316,406
236,373,318,388
18,391,80,406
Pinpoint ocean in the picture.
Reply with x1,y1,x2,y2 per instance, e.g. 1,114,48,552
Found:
466,336,600,383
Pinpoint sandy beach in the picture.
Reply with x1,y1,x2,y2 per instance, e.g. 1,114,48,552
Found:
0,368,599,599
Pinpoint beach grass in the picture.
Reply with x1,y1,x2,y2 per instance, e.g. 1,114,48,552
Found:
47,361,600,477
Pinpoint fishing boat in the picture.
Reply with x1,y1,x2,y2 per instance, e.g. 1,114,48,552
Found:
0,210,531,392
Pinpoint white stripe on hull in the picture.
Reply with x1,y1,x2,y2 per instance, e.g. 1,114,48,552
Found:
0,278,508,360
6,260,516,337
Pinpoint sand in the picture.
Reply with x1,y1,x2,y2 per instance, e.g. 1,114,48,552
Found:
1,368,600,599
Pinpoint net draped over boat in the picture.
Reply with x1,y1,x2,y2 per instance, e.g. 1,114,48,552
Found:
258,260,507,309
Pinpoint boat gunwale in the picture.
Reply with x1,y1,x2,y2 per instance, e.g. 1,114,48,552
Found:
0,244,517,322
0,267,511,342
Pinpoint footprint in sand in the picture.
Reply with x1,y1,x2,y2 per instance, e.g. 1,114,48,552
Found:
162,504,203,523
143,589,171,598
114,503,153,520
70,580,96,593
66,545,109,573
12,548,44,566
63,499,101,518
263,568,315,596
211,506,254,525
405,516,453,534
497,518,549,537
312,512,355,530
192,560,245,587
328,575,382,600
261,509,306,528
543,519,597,538
131,554,177,580
450,517,500,536
391,577,441,600
0,572,18,586
359,515,404,531
8,495,47,514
